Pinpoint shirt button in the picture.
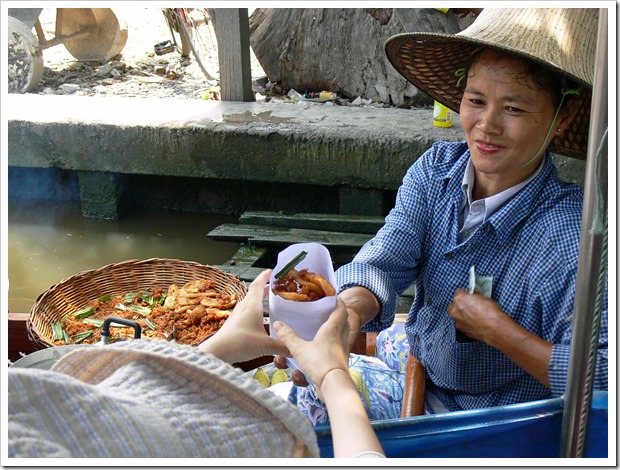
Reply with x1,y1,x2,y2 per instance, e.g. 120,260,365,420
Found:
462,230,469,238
445,253,454,259
427,298,432,305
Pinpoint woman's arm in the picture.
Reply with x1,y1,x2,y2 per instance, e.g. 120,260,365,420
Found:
338,286,381,350
319,369,384,457
273,299,384,458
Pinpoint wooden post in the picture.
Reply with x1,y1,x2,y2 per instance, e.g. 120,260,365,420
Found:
210,9,254,102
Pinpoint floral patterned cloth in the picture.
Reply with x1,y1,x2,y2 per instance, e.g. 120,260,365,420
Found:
375,322,409,372
288,353,406,426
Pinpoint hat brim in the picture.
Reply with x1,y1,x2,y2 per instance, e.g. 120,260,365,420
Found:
385,32,591,160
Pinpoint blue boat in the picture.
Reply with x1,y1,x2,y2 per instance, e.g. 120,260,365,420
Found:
316,391,608,458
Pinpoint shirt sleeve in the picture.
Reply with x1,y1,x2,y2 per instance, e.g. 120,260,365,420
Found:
547,275,608,395
336,146,439,331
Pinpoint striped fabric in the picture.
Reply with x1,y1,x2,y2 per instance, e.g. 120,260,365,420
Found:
7,340,319,459
336,141,608,411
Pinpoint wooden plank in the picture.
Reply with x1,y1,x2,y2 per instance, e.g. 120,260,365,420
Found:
214,264,266,283
226,245,267,266
208,223,373,249
211,9,253,102
208,223,288,242
238,211,385,235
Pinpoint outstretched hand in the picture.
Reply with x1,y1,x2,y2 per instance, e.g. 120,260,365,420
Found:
199,270,290,364
272,298,350,399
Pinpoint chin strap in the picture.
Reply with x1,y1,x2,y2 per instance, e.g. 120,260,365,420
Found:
520,87,582,168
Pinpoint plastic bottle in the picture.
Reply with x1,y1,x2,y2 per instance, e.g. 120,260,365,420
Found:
433,100,453,128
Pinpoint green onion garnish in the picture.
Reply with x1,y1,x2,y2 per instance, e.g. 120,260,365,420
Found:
52,322,65,341
73,330,93,344
74,306,95,319
145,318,157,330
83,318,104,328
275,250,308,280
131,305,151,316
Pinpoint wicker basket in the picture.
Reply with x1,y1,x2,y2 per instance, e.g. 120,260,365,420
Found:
27,258,247,350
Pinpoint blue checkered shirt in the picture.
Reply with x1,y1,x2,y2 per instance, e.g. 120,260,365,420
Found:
336,141,608,411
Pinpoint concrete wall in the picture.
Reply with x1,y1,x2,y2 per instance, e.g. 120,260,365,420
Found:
7,94,586,219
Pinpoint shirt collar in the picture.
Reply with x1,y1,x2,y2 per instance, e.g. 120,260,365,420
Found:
461,157,545,220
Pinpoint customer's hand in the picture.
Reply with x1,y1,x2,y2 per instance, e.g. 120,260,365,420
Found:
199,270,289,364
272,298,350,400
274,285,377,386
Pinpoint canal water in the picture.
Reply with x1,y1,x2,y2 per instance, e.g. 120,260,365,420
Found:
7,200,238,314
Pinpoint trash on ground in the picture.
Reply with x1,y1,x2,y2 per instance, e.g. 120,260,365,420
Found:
286,88,338,103
154,40,175,56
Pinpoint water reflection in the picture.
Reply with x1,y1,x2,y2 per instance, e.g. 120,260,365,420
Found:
8,201,238,313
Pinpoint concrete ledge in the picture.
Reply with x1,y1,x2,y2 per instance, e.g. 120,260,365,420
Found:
7,94,464,190
7,94,585,218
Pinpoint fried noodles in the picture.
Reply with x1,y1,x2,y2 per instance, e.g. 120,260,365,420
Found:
56,279,236,347
272,269,336,302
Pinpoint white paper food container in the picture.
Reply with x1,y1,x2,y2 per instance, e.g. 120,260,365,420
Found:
269,242,337,376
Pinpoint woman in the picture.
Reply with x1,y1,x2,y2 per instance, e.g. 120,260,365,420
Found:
285,8,608,418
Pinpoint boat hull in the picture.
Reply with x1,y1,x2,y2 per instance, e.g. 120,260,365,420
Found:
315,391,608,458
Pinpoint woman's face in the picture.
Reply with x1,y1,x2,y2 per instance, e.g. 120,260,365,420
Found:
460,50,563,196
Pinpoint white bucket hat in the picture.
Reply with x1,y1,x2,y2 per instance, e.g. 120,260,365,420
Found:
7,340,319,458
385,8,601,160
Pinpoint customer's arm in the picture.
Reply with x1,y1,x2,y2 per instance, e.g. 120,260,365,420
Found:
273,284,381,387
201,270,384,457
273,299,384,458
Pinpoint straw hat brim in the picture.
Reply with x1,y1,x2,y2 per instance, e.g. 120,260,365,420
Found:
385,8,599,160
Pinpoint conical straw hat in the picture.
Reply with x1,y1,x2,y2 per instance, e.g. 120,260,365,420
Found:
385,8,600,160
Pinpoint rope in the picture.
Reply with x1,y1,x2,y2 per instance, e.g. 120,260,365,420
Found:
520,88,582,168
589,128,608,235
576,227,607,456
575,127,608,456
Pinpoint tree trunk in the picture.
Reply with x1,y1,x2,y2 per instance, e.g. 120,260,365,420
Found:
249,8,461,107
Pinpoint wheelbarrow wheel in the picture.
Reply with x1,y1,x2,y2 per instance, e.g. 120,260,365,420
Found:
59,8,127,62
8,15,44,93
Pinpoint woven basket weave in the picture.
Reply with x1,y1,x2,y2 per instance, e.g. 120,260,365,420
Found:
27,258,247,350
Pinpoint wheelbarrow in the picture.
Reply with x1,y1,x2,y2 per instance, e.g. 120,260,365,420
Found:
7,8,128,93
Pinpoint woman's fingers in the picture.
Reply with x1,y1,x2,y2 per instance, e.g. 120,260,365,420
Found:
244,269,272,303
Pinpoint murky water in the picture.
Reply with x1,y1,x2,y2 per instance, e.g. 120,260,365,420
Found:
7,200,238,313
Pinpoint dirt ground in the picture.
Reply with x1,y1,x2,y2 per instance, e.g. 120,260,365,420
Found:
31,7,266,100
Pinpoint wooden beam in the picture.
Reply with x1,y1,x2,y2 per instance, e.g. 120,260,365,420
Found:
207,223,373,249
238,211,385,235
211,9,254,101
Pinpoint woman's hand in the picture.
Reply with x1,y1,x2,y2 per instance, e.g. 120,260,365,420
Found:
274,299,385,457
274,285,379,386
448,288,552,387
272,298,350,400
447,288,504,342
199,270,289,364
